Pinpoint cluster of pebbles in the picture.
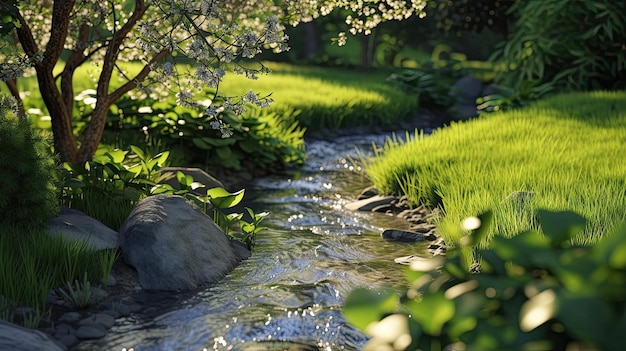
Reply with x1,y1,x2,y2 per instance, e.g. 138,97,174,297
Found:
353,186,446,258
32,279,143,349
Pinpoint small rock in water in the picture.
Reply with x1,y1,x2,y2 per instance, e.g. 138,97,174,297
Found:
78,313,116,329
240,341,319,351
381,229,431,242
76,324,107,340
59,312,82,323
394,255,429,265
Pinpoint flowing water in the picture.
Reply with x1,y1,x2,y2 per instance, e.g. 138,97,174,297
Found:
73,122,442,351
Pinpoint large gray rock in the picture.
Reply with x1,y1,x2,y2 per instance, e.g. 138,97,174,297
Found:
0,319,66,351
449,76,484,120
119,195,250,291
47,206,118,250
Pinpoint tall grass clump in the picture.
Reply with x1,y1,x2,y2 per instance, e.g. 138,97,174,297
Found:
0,96,58,230
0,225,117,325
364,91,626,250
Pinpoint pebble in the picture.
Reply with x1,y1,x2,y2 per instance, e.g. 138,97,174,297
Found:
76,324,107,340
78,313,116,329
59,312,82,323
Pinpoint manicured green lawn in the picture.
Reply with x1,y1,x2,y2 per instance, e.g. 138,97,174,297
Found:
219,62,419,130
7,62,419,132
364,91,626,248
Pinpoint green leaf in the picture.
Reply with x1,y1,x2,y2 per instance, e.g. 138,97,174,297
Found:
154,151,170,166
556,293,612,341
405,291,455,336
105,149,126,164
129,145,146,160
594,222,626,268
538,210,586,247
176,171,193,188
206,187,245,209
343,287,399,331
192,137,214,150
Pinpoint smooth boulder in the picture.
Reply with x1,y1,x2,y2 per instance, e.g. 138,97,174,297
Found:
0,319,66,351
119,194,250,291
47,206,118,250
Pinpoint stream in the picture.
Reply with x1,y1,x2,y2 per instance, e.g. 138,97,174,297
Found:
72,116,443,351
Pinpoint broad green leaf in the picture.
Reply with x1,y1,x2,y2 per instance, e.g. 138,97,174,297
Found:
176,171,193,188
207,187,245,209
557,294,612,341
215,146,233,160
492,231,553,266
192,137,213,150
405,291,454,336
538,210,586,246
594,222,626,268
105,149,126,164
130,145,145,160
127,164,143,176
154,151,170,166
343,287,399,331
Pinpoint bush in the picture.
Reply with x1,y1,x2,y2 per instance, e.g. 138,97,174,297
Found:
58,145,170,230
0,96,58,230
103,95,306,171
344,210,626,351
492,0,626,91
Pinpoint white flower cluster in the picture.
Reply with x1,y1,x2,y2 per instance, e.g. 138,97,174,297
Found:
283,0,427,45
1,0,427,142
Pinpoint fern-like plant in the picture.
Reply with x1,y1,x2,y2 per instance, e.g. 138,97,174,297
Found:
0,96,59,230
58,272,93,310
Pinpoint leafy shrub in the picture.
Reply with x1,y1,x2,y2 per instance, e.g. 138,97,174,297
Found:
104,95,306,171
492,0,626,91
344,210,626,351
476,80,555,113
386,59,463,108
58,145,170,230
0,96,58,230
153,172,268,249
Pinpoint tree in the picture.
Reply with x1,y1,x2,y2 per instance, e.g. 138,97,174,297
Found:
0,0,426,163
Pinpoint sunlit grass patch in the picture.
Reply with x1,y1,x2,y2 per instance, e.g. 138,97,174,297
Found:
5,61,419,132
219,62,420,131
364,91,626,248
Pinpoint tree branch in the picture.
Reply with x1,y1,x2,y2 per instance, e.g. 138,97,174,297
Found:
60,22,91,114
43,0,76,71
96,0,148,105
108,49,171,102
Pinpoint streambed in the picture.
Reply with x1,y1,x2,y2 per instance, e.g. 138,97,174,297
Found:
72,118,443,351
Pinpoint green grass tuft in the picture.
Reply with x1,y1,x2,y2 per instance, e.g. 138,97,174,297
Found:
364,91,626,248
0,225,117,326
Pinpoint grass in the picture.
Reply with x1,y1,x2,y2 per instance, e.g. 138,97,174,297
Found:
6,61,420,132
0,225,118,326
363,90,626,249
219,62,420,131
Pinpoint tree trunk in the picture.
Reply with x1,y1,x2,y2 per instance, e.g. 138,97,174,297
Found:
359,31,376,70
303,22,320,59
36,70,79,162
